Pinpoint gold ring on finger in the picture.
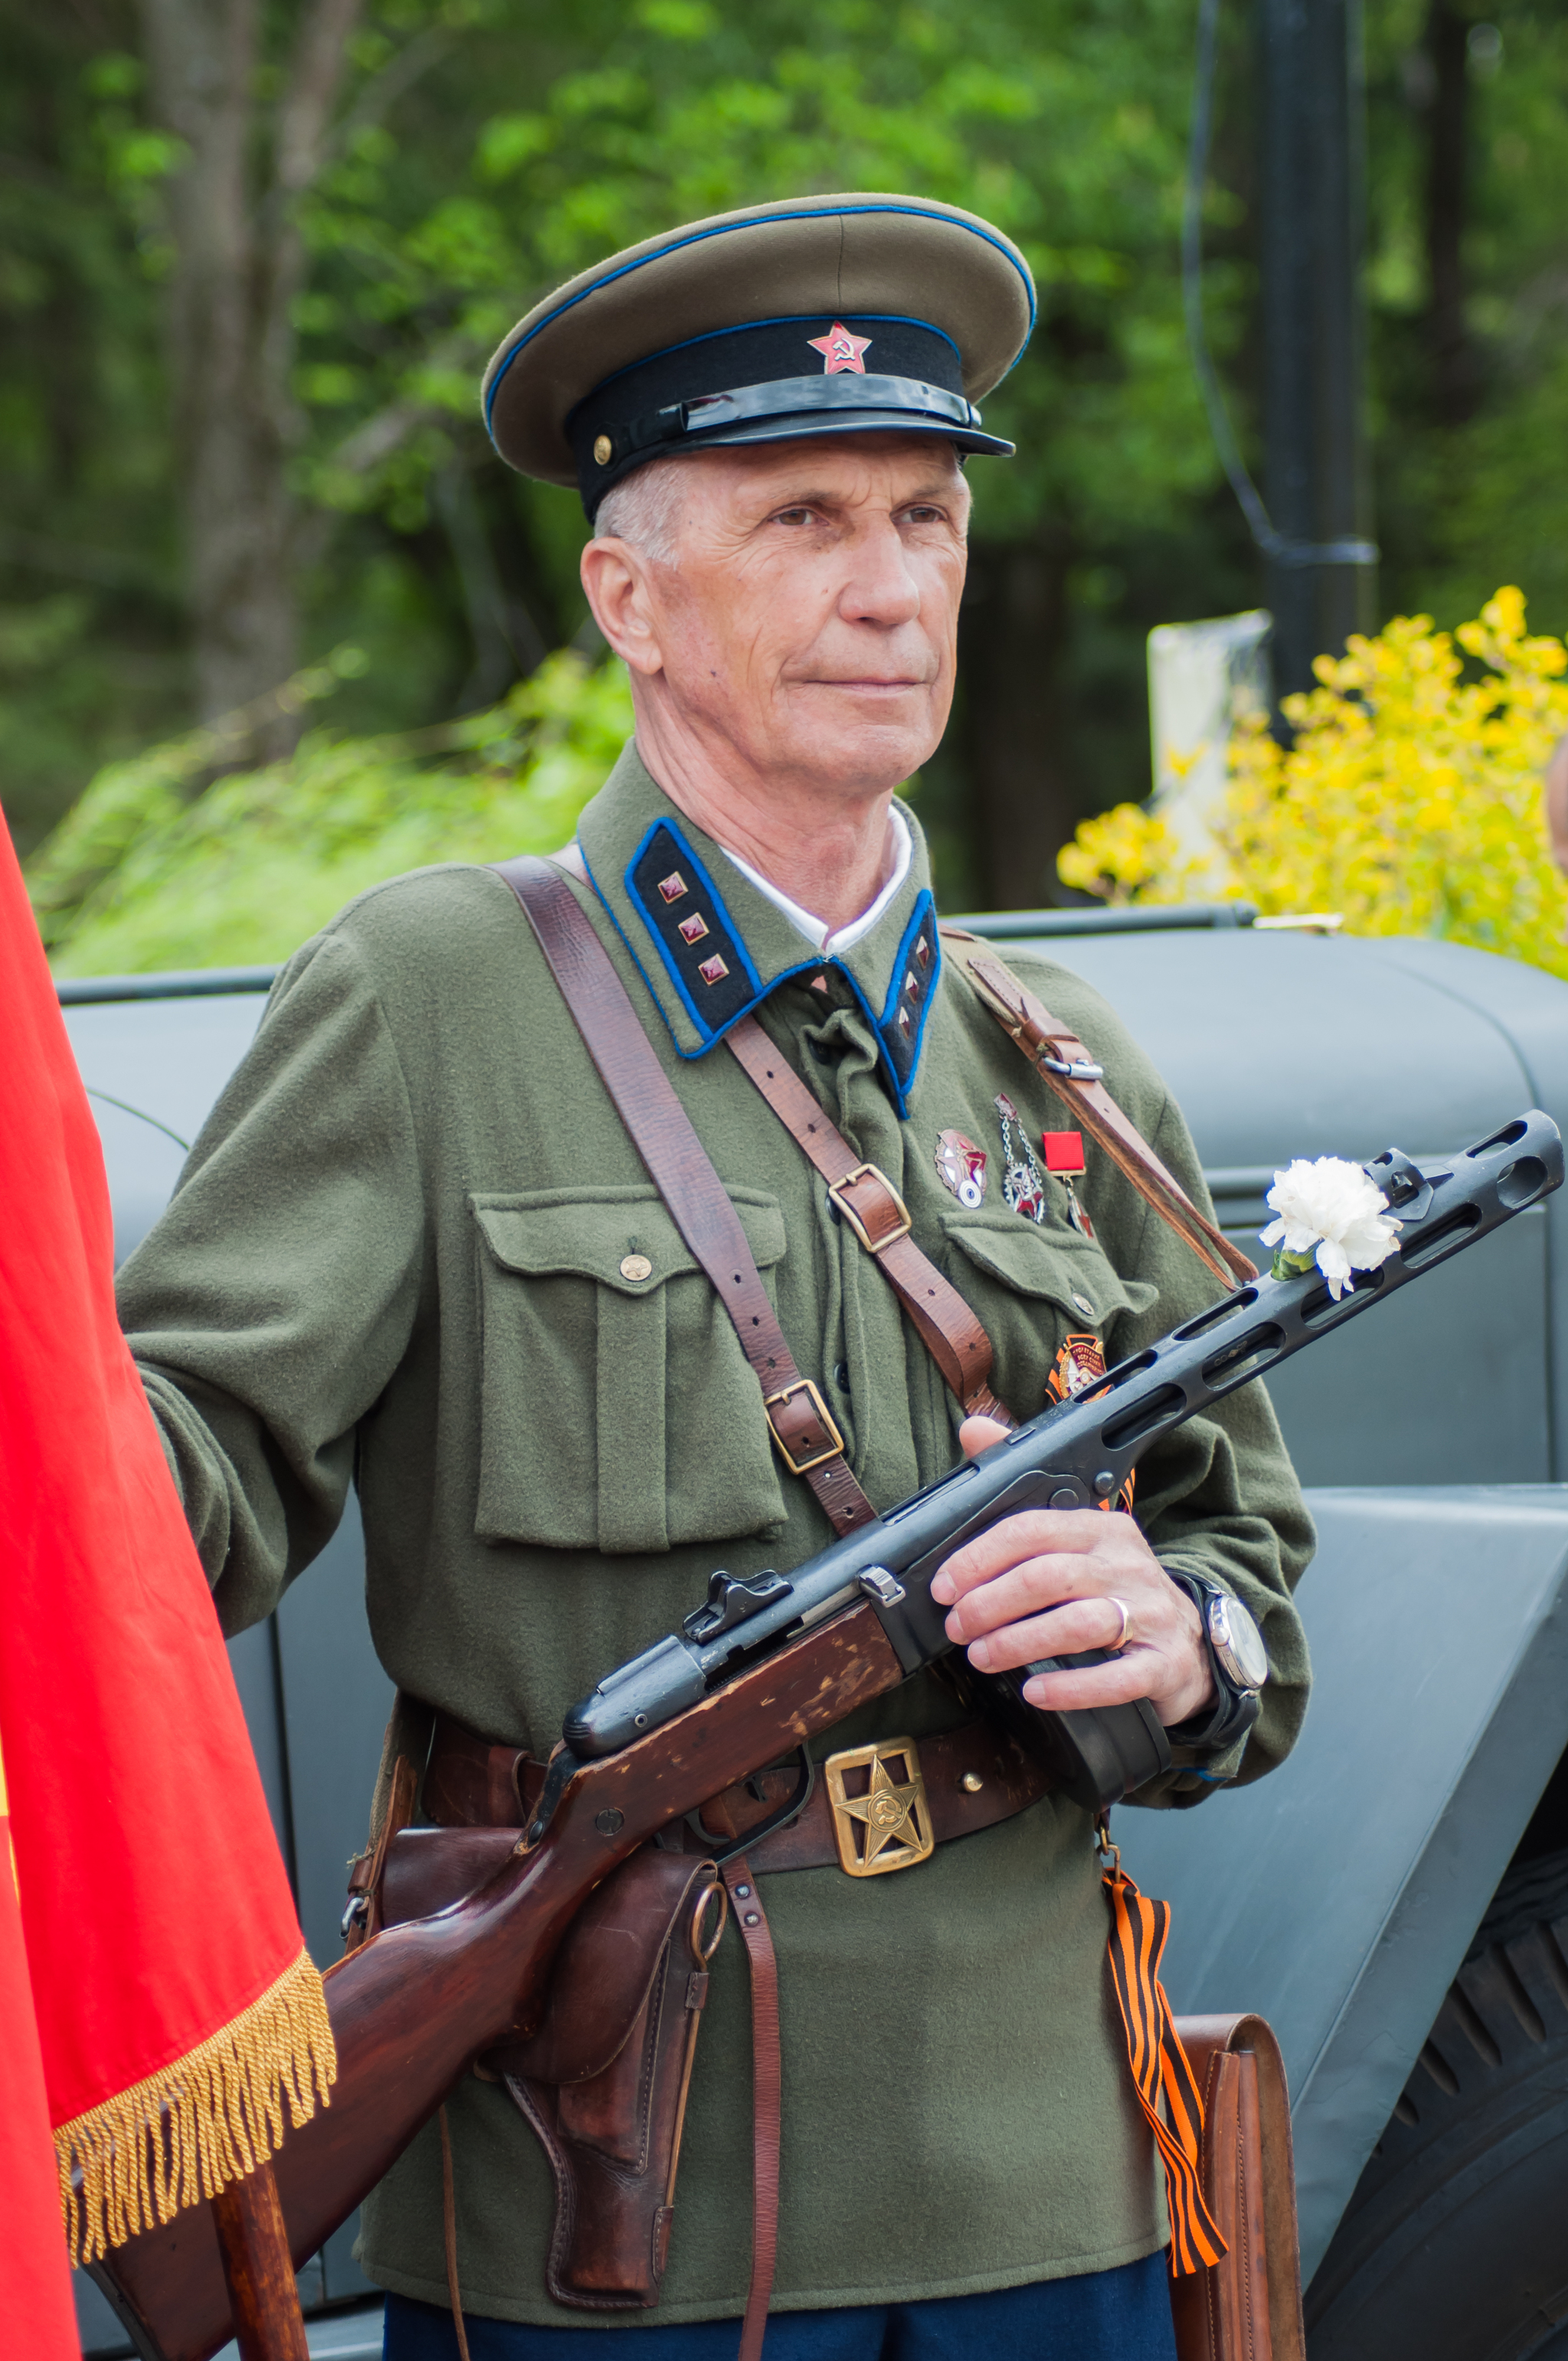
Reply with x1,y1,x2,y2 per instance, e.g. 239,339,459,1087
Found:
1105,1596,1130,1653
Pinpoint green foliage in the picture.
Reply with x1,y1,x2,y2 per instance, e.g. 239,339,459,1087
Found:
7,0,1568,905
0,0,186,851
289,0,1216,551
1364,5,1568,638
32,649,632,975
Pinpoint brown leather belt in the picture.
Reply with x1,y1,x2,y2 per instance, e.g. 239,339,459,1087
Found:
424,1709,1053,1871
419,1712,1050,2361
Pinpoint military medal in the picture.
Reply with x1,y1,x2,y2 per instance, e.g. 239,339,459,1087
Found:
1048,1331,1107,1403
935,1129,988,1209
995,1093,1047,1223
1042,1129,1095,1238
1046,1332,1133,1508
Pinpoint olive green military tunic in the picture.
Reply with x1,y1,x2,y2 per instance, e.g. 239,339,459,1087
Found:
116,744,1313,2327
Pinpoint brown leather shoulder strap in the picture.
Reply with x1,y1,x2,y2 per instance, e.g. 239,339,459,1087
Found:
725,1016,1012,1426
493,856,877,1538
942,931,1258,1290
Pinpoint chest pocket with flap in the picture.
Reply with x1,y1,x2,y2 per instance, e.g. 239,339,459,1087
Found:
939,1210,1160,1422
470,1184,789,1556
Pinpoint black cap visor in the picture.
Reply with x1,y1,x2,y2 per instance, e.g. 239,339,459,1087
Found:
571,341,1014,516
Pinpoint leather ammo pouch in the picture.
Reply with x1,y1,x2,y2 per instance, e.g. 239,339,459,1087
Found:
380,1828,727,2309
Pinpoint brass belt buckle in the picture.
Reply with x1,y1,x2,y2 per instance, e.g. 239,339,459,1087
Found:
824,1736,934,1877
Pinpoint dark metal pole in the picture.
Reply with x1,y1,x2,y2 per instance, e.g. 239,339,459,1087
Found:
1257,0,1377,696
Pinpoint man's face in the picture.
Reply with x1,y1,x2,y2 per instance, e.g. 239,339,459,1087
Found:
592,433,970,800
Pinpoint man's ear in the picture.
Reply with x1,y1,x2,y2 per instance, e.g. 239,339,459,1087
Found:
580,537,665,678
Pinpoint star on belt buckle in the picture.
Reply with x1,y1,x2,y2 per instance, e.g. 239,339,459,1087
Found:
824,1736,934,1876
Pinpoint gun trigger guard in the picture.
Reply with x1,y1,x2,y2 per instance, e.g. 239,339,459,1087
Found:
685,1745,816,1869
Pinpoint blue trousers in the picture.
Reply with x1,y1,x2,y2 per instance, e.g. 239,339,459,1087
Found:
383,2255,1178,2359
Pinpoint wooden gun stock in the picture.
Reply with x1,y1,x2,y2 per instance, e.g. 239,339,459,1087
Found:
93,1605,901,2361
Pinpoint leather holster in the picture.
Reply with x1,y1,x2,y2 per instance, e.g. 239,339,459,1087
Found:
378,1833,727,2310
1168,2013,1306,2361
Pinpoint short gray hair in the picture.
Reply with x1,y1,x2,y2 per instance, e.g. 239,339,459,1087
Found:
592,436,969,563
593,457,697,566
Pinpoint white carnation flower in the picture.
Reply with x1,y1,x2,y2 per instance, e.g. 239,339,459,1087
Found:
1261,1156,1403,1300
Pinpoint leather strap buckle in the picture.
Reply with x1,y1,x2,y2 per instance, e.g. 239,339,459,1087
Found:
763,1377,845,1476
827,1162,913,1256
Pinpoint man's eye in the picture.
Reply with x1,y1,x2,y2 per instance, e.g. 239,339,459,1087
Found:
773,507,817,527
902,505,946,524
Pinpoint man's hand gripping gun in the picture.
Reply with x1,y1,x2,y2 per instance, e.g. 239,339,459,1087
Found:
93,1112,1562,2361
563,1110,1566,1815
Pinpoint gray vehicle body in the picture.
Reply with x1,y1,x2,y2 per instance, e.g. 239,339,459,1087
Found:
62,913,1568,2353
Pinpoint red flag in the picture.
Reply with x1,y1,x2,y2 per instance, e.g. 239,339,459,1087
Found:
0,1742,80,2357
0,813,334,2274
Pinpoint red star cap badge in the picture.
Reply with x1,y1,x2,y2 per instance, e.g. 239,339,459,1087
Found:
807,322,871,375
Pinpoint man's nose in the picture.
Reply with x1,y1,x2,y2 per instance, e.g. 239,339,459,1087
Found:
837,517,923,628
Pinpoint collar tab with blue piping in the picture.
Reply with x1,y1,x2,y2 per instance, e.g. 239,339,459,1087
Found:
573,746,943,1117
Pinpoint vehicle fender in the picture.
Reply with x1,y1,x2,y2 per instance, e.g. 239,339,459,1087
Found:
1120,1483,1568,2286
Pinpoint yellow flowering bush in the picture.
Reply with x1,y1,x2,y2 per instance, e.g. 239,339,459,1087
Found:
1058,589,1568,978
1056,798,1207,906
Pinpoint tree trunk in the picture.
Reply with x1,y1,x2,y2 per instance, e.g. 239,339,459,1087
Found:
1424,0,1477,428
137,0,360,753
956,529,1076,909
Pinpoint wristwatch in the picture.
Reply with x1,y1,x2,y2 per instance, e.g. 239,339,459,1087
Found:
1160,1570,1269,1755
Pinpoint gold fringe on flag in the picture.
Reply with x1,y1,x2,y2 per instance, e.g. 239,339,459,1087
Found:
54,1945,337,2265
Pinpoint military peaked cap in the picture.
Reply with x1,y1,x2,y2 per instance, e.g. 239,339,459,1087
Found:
481,193,1036,518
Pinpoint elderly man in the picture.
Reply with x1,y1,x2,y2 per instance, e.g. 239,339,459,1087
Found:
118,196,1312,2361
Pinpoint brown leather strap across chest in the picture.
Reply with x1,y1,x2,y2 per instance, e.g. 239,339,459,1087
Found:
725,1014,1011,1425
494,854,877,1538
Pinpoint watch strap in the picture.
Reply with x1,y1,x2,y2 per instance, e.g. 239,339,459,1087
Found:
1161,1569,1263,1756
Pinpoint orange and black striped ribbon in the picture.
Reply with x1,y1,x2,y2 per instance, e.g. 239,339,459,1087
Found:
1102,1850,1227,2277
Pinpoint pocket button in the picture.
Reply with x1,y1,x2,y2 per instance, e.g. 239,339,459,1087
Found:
620,1252,654,1282
1071,1292,1096,1318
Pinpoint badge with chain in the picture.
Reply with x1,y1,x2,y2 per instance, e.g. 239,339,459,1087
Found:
995,1092,1047,1223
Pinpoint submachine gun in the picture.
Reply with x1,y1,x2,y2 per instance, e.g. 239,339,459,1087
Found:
562,1109,1566,1816
95,1111,1563,2361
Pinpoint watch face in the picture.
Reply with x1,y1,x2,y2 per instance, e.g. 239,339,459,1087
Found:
1210,1594,1269,1691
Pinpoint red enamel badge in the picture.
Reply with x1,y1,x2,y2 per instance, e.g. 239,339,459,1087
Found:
936,1130,987,1209
808,322,871,374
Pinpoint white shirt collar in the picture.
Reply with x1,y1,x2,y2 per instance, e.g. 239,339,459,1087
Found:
718,807,913,958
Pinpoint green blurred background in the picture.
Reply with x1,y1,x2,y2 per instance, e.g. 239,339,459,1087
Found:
3,0,1565,938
